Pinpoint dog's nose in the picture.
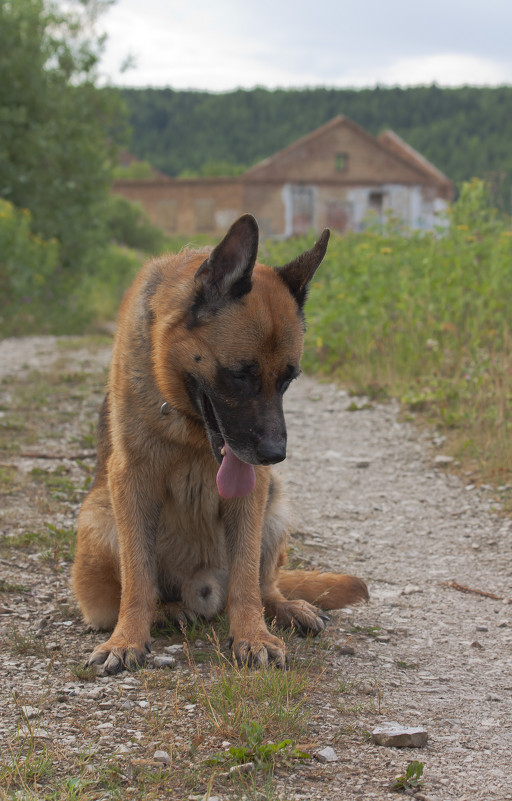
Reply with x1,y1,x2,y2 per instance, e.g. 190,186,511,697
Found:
255,439,286,465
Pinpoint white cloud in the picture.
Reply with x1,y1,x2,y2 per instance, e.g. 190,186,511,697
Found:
97,0,512,90
337,53,510,88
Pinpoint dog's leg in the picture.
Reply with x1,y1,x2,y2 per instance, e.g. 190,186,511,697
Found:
259,474,329,636
73,485,121,631
224,474,286,668
85,457,161,674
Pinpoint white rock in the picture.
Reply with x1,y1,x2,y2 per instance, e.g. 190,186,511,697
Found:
153,749,171,765
32,728,50,739
229,761,254,774
402,584,422,595
315,746,339,763
21,705,41,720
164,644,184,654
433,455,454,466
153,655,176,669
372,721,428,748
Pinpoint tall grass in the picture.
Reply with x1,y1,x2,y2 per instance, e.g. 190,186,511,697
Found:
265,179,512,482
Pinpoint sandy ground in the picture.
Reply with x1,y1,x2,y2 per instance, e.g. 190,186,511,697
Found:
1,336,511,800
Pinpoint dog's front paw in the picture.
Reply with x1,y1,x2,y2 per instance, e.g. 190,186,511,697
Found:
230,629,286,669
270,598,329,637
86,636,150,675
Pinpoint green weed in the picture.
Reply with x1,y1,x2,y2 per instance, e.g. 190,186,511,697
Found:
206,720,310,774
265,179,512,484
392,760,425,793
7,522,76,561
350,625,382,637
0,578,28,593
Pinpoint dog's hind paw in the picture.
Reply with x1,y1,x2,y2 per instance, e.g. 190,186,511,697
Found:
267,598,328,637
154,602,197,632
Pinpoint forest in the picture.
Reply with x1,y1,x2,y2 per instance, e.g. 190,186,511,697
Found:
118,85,512,209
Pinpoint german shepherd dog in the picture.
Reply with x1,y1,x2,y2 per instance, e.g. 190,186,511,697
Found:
73,214,368,672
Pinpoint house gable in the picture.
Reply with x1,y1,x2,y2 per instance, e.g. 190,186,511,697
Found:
245,115,442,187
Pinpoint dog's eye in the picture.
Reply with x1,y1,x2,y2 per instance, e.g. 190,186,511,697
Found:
278,366,300,395
231,373,250,385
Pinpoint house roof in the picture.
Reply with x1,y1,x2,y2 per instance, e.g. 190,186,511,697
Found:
244,115,452,190
377,130,452,188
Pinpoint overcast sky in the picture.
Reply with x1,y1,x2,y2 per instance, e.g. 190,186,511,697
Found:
98,0,512,91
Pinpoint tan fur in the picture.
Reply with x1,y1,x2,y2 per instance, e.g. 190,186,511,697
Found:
72,216,368,672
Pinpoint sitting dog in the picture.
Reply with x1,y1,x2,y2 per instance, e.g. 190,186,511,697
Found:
72,214,368,672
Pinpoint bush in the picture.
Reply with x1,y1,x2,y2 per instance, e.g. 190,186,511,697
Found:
105,195,166,254
264,179,512,479
0,199,60,335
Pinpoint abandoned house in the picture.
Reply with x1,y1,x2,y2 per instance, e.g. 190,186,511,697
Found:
112,115,454,237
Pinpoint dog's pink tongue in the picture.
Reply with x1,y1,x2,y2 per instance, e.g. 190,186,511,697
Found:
216,444,256,499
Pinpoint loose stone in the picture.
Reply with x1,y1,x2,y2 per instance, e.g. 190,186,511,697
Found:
372,721,428,748
315,746,339,763
164,644,184,654
153,750,171,765
21,705,41,719
229,762,255,775
153,655,176,669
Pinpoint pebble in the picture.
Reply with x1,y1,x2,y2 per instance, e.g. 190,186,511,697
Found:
433,455,454,466
138,701,150,709
31,728,50,739
21,705,41,719
120,678,141,687
153,749,171,766
402,584,421,595
153,655,176,669
315,746,339,763
372,721,428,748
476,625,488,632
115,743,132,754
164,644,184,654
229,761,254,774
337,645,356,655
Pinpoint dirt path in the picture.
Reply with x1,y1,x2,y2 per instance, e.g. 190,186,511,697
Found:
1,336,511,800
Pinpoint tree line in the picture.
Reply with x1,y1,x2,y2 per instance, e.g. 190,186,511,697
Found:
118,85,512,210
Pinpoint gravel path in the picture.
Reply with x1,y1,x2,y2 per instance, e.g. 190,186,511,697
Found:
1,336,511,800
280,375,512,800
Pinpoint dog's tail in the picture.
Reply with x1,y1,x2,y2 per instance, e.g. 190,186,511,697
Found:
277,569,369,610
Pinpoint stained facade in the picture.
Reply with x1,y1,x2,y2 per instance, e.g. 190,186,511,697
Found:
112,116,453,237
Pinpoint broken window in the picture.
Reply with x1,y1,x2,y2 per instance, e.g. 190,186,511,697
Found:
291,185,314,235
335,153,348,171
195,199,215,231
157,199,177,231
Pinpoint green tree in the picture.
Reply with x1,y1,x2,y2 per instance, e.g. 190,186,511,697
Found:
0,0,123,269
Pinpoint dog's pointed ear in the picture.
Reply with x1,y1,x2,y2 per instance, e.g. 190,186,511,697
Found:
192,215,259,318
275,229,330,309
